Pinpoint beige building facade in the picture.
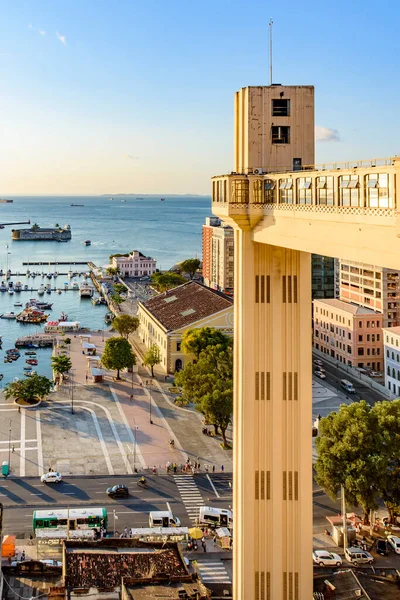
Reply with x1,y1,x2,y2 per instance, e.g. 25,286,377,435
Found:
212,84,400,600
111,250,157,278
339,260,400,328
137,281,233,373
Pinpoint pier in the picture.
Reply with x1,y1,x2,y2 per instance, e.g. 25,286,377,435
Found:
22,261,89,266
15,334,57,348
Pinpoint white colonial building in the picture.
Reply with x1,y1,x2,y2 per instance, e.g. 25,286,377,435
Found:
111,250,157,278
383,326,400,397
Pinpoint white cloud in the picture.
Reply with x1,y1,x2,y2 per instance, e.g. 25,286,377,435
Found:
316,126,341,142
126,154,139,161
28,24,33,29
29,24,46,36
39,29,46,36
56,31,67,46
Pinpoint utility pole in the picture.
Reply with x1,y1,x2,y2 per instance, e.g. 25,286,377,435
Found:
149,383,153,424
341,484,348,550
8,420,11,473
133,421,138,472
70,369,75,414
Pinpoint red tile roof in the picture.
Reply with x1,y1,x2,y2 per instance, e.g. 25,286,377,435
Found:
140,281,233,331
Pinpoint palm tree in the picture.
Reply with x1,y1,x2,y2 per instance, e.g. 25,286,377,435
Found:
51,355,72,381
107,267,120,276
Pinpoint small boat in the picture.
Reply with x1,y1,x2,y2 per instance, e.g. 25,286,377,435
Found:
105,312,114,323
26,359,38,365
38,285,45,295
0,374,3,380
46,273,52,279
24,366,32,371
25,351,37,356
70,203,84,206
56,288,62,294
25,370,37,377
160,198,165,201
72,281,79,290
83,240,91,246
0,282,6,292
14,302,23,307
23,284,29,291
59,312,68,321
64,282,69,290
14,282,22,292
8,288,14,295
0,312,16,319
46,288,51,294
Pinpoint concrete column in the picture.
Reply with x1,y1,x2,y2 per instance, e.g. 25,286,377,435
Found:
233,233,313,600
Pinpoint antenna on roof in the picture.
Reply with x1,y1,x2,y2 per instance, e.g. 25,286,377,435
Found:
269,18,273,86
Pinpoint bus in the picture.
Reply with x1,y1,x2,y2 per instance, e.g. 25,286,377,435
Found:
33,508,107,538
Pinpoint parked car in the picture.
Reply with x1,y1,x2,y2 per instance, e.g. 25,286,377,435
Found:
344,547,374,565
40,559,62,567
376,539,389,556
314,370,326,380
107,484,129,498
387,535,400,554
312,550,342,567
314,359,324,367
41,471,62,483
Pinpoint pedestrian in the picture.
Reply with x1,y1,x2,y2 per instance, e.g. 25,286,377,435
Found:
212,465,215,473
201,536,207,552
221,464,224,473
18,406,21,413
152,465,157,474
173,463,177,474
123,527,128,538
11,444,15,453
166,461,170,473
129,394,133,401
205,464,209,473
21,551,25,561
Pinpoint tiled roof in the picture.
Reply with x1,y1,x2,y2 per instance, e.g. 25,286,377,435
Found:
314,298,380,315
140,281,233,331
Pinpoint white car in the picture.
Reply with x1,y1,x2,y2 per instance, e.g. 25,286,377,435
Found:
41,471,62,483
314,359,324,367
314,370,326,379
312,550,342,567
387,535,400,554
40,559,62,567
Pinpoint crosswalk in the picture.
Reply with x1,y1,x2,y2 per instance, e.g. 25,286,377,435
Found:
208,473,232,496
196,559,232,583
174,474,205,522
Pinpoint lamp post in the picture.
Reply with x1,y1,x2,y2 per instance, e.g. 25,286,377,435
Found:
70,370,75,414
148,381,153,424
8,420,11,473
133,421,138,472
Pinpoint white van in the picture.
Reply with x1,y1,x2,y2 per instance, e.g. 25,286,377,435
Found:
344,546,373,565
341,379,355,393
199,506,233,528
149,511,181,528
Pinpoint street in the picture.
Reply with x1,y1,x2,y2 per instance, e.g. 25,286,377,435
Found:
0,473,232,536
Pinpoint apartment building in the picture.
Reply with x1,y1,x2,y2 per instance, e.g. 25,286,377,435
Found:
382,327,400,396
111,250,157,278
313,298,383,370
202,217,234,293
339,261,400,328
311,255,335,299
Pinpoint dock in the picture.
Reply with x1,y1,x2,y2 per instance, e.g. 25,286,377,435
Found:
22,261,89,266
15,334,57,348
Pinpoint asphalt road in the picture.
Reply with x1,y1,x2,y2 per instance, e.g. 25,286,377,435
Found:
313,355,385,407
1,473,231,537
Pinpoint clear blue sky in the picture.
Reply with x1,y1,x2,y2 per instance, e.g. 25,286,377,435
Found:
0,0,399,194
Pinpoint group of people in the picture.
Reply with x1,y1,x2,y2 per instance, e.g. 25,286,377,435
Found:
159,458,224,474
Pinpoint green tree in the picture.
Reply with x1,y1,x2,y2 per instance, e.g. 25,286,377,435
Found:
113,283,127,295
51,355,72,380
315,401,382,523
175,341,233,444
182,327,231,359
151,272,186,292
101,336,136,379
4,375,52,405
106,266,120,276
180,258,201,280
112,314,139,339
64,337,71,345
143,344,162,377
110,293,124,305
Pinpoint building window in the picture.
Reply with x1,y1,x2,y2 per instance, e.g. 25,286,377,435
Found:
387,349,389,357
347,345,352,354
264,180,276,203
388,366,391,376
348,332,351,340
271,126,290,144
297,178,312,204
232,180,249,203
279,179,293,204
339,176,360,207
176,342,181,352
272,98,290,116
358,335,363,342
358,348,364,356
359,321,362,328
392,352,395,360
316,176,334,205
366,173,391,208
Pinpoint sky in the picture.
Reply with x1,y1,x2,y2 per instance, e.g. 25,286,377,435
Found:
0,0,399,195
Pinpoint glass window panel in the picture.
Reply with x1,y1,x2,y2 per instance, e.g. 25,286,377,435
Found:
285,180,293,189
367,179,378,188
279,181,287,190
265,180,276,190
348,180,359,189
340,181,349,189
317,180,327,189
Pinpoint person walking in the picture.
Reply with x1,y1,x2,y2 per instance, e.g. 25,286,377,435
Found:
221,464,224,472
212,465,215,473
201,536,207,552
129,394,133,401
11,444,15,453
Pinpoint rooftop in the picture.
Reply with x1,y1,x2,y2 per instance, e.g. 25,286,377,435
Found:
382,326,400,336
314,298,380,316
140,281,233,332
313,569,400,599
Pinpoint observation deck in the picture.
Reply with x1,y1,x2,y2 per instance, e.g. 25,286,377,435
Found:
212,157,400,269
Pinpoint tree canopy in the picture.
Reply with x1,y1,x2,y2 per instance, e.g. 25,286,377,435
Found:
151,272,186,292
176,330,233,446
112,314,139,339
181,327,231,359
179,258,201,280
315,399,400,523
51,355,72,379
106,266,120,276
143,344,162,377
113,283,127,295
5,375,52,405
101,336,136,379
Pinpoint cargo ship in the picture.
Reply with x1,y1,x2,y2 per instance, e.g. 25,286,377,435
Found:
11,224,71,241
0,199,14,203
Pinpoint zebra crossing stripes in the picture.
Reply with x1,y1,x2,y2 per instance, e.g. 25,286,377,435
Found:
174,474,204,521
196,560,232,583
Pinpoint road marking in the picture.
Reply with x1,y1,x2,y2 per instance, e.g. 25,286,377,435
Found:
32,484,45,487
36,411,43,475
50,404,114,475
166,502,172,512
109,387,146,470
30,493,43,496
20,409,26,477
94,491,106,494
63,492,75,495
0,439,37,444
206,474,220,498
0,494,7,497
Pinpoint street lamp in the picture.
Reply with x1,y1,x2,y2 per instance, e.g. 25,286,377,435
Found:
70,370,75,414
8,420,11,473
148,381,153,424
133,421,138,472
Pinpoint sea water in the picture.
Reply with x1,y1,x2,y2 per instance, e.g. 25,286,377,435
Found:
0,195,211,385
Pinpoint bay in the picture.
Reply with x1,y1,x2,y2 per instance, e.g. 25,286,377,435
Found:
0,195,211,386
